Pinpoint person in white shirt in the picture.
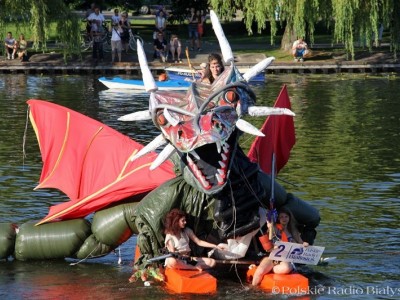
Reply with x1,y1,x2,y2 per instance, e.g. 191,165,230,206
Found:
4,32,17,60
88,6,105,27
110,22,122,63
153,10,167,40
111,8,120,24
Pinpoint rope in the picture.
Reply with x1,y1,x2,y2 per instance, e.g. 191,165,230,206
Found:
22,106,30,169
69,243,101,266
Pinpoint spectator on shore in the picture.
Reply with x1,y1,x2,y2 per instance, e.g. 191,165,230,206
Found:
292,37,309,62
153,31,167,63
17,34,28,61
119,12,131,53
85,3,96,19
111,8,120,24
88,6,105,27
154,10,167,40
85,3,96,34
169,34,182,63
91,19,104,63
110,22,122,63
187,8,201,51
4,32,17,60
197,10,206,49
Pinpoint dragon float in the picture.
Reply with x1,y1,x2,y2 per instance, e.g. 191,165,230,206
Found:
0,11,319,277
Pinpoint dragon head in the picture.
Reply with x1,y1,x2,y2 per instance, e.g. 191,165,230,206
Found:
119,11,295,194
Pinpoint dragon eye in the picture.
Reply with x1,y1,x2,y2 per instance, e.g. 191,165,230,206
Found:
224,90,238,103
156,111,168,126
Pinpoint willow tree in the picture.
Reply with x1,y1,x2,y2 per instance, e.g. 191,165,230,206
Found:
0,0,82,59
209,0,399,60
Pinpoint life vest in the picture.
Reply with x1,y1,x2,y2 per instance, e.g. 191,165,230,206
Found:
275,223,289,242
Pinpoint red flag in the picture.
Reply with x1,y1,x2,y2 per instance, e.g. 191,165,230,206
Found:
27,100,175,225
247,85,295,175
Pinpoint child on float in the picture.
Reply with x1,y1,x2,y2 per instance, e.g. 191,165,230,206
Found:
163,208,226,271
251,207,309,286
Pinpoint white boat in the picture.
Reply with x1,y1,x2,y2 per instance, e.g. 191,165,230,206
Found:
165,66,265,82
98,76,191,91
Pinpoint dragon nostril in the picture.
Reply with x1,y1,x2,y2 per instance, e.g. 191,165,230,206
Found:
178,129,183,139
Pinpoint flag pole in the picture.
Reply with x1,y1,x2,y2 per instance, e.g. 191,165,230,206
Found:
268,152,276,240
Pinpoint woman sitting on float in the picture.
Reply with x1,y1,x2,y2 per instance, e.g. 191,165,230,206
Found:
252,207,309,286
163,208,226,271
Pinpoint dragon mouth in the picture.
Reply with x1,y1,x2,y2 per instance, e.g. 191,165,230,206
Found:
184,135,235,191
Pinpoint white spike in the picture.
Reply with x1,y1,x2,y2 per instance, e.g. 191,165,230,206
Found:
130,134,167,161
216,141,222,153
163,108,179,126
137,40,157,92
118,110,151,121
216,173,224,184
189,150,200,160
150,144,176,170
248,106,295,117
210,10,234,63
236,119,265,137
243,57,275,82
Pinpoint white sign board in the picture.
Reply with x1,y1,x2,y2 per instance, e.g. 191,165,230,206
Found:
269,241,325,265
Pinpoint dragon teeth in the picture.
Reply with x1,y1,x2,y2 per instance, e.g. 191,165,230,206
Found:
216,141,222,153
218,161,226,169
216,173,224,184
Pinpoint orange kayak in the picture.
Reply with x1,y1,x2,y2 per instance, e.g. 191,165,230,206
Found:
164,268,217,294
247,267,309,294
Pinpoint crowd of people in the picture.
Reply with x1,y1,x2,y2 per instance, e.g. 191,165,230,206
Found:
3,4,312,68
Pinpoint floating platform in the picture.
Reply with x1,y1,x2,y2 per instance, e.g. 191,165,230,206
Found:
164,268,217,294
246,266,309,295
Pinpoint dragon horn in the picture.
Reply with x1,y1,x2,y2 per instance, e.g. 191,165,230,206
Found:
243,57,275,82
236,119,265,136
130,134,167,162
150,143,176,170
137,39,157,93
210,10,234,63
118,110,151,121
248,106,296,117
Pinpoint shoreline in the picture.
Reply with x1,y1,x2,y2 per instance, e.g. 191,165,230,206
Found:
1,43,399,75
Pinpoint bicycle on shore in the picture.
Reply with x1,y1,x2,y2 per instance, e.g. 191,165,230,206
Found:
81,30,111,52
128,30,144,51
80,19,112,52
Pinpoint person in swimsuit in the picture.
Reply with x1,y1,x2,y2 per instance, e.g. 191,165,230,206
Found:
251,207,309,286
163,208,226,270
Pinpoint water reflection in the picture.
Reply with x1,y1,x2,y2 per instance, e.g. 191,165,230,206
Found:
0,74,399,299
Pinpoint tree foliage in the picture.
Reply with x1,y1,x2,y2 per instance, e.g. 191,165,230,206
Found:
0,0,82,59
209,0,399,59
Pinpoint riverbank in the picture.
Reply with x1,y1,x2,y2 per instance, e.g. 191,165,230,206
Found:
1,40,399,75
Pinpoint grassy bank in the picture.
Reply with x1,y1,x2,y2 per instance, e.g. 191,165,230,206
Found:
1,17,394,62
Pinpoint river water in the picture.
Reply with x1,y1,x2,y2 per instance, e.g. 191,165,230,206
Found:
0,73,399,299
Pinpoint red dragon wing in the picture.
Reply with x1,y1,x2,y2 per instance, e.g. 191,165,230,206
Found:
27,100,175,225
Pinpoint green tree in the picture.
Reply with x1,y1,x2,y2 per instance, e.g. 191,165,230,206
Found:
0,0,82,60
209,0,399,60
